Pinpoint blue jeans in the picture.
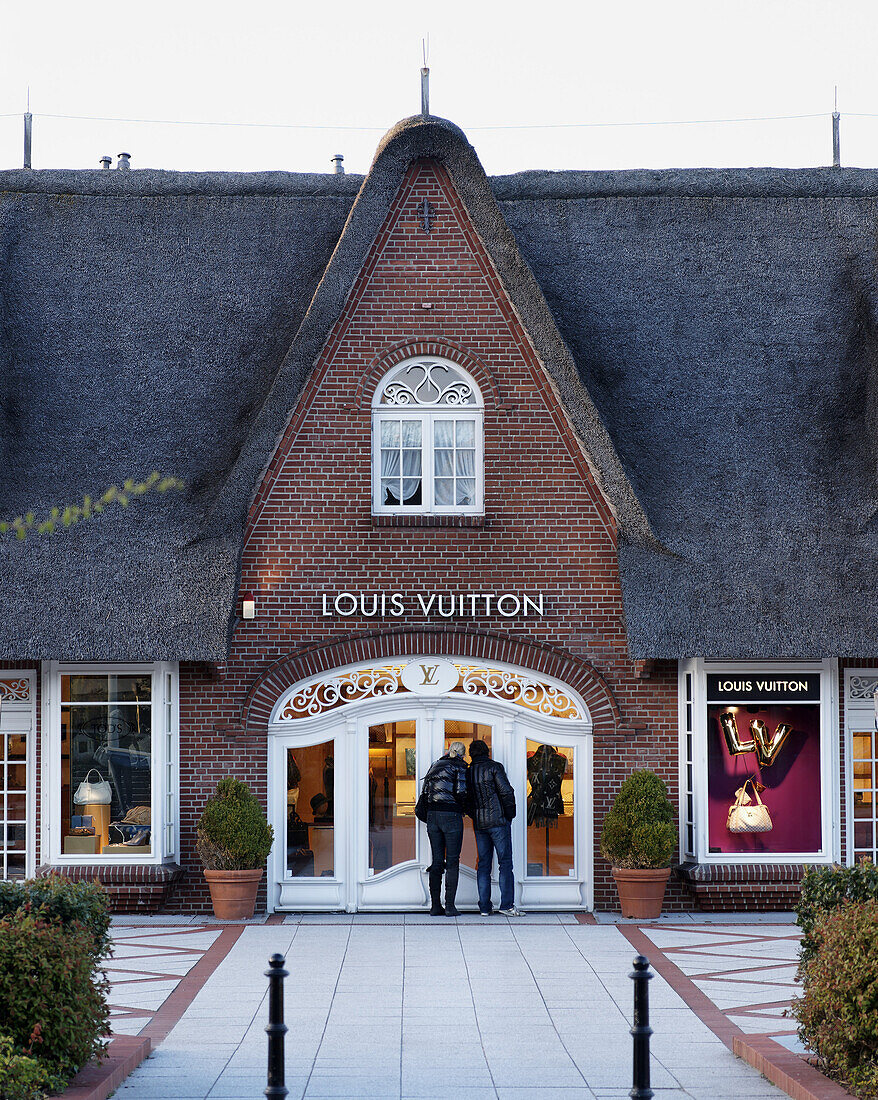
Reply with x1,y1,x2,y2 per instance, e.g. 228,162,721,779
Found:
474,822,514,912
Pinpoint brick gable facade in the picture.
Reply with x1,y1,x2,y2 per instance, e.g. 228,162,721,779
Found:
172,157,680,912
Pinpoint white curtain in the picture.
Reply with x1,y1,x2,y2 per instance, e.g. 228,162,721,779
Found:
456,445,475,505
381,423,421,504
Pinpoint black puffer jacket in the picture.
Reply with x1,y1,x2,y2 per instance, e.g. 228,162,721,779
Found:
467,757,516,830
421,754,468,813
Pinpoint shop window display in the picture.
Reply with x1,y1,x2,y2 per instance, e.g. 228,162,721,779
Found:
286,743,335,877
526,741,575,876
60,674,152,856
706,674,822,854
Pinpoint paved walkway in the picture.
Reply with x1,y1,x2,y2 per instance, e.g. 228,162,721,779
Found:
101,913,807,1100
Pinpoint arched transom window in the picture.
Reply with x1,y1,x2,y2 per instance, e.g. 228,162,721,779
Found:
273,662,586,723
372,358,484,514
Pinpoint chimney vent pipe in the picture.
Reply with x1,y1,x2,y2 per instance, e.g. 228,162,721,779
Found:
117,152,131,171
331,154,344,175
100,156,112,170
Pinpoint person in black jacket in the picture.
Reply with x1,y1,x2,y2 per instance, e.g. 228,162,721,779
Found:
466,739,523,916
421,741,468,916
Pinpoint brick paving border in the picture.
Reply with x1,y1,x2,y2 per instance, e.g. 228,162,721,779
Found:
51,924,245,1100
620,926,854,1100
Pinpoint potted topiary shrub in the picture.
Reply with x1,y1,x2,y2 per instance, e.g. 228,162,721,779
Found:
600,769,676,918
196,777,274,920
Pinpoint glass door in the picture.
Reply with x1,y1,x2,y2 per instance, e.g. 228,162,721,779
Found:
357,713,425,909
272,734,346,911
517,731,588,909
356,709,496,910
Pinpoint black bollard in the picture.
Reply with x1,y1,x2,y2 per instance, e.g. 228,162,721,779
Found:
265,953,289,1100
629,954,654,1100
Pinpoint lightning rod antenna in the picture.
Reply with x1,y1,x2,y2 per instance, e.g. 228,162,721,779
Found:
421,36,430,118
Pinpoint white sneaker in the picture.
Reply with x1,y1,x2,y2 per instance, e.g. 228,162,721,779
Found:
497,906,526,916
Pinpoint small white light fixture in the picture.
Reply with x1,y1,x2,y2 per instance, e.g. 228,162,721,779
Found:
241,592,256,620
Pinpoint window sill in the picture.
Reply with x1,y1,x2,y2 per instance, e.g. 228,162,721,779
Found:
372,514,486,528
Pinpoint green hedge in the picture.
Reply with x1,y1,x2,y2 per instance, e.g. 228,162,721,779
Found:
0,1033,63,1100
0,877,112,1098
792,899,878,1098
796,863,878,970
0,909,111,1086
0,875,110,962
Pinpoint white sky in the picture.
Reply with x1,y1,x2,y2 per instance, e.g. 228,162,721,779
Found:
0,0,876,175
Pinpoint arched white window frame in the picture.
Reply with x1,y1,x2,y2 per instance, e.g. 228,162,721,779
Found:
269,657,592,731
371,357,484,515
265,657,595,912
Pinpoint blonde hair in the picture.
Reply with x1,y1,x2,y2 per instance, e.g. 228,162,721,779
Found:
448,741,466,758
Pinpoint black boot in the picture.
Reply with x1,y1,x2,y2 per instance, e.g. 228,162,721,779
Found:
428,868,445,916
444,859,461,916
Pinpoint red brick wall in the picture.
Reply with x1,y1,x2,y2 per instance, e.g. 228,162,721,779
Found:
171,158,682,912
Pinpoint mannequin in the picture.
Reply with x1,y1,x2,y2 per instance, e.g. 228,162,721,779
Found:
527,745,566,826
527,745,567,876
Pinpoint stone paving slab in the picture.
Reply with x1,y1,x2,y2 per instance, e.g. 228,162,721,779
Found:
104,917,806,1100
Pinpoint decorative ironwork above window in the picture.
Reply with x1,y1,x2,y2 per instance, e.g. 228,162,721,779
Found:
276,663,583,722
849,675,878,700
376,360,480,408
0,679,30,702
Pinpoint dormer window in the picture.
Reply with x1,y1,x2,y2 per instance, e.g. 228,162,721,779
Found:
372,358,484,515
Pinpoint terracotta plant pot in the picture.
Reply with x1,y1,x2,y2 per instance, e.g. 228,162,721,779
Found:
203,868,263,920
612,867,671,919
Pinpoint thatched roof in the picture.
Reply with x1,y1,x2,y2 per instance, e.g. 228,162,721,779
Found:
1,116,876,660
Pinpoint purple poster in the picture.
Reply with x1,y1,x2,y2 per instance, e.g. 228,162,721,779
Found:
706,695,822,855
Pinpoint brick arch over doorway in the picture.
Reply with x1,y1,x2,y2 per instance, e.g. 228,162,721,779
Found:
239,628,623,736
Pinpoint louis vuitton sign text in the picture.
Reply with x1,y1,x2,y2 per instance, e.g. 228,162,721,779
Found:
320,592,546,619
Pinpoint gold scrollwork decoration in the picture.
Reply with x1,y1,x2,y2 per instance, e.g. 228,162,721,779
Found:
457,666,581,720
276,662,582,721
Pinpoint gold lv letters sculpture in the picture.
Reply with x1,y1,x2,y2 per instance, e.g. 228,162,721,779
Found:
718,711,793,767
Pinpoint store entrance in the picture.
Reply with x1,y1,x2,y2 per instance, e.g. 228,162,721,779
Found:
267,659,592,912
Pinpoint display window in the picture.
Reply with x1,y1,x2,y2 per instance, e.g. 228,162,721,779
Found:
47,663,178,863
286,742,335,878
681,660,837,863
526,741,574,876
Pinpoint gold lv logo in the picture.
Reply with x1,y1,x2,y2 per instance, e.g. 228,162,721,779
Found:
419,664,439,686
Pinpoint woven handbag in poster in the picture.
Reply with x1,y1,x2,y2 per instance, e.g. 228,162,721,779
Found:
726,780,773,833
73,768,112,805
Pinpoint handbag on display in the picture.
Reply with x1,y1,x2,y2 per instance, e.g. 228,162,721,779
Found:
73,769,112,806
727,780,773,833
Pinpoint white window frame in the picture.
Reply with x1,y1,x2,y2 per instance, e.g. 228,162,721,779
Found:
680,658,839,865
42,661,179,866
844,667,878,866
0,670,37,880
372,357,484,516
